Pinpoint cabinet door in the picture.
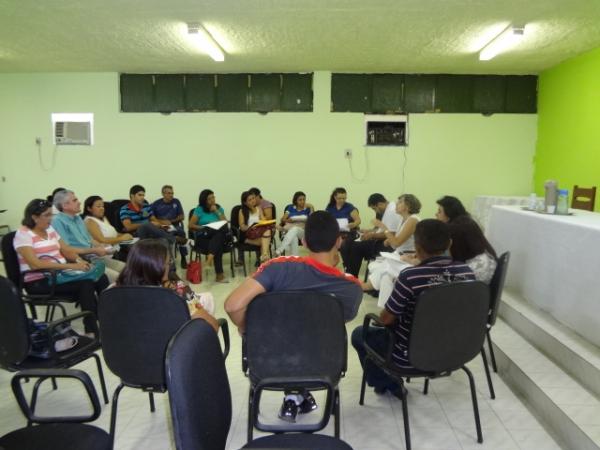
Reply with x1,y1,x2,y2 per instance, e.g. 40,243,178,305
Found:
372,74,404,113
249,74,281,112
331,74,371,112
505,76,537,113
120,74,154,112
154,75,185,112
473,76,506,114
281,73,313,111
404,75,436,113
435,75,473,113
216,74,248,112
185,75,216,111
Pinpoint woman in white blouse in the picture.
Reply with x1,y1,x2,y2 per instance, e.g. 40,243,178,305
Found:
83,196,133,246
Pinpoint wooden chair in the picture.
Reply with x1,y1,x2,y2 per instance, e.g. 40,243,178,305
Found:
571,185,596,211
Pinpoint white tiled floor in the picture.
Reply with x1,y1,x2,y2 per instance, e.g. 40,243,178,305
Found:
0,262,564,449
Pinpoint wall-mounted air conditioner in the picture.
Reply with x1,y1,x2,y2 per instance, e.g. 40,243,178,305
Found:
365,114,408,147
51,113,94,145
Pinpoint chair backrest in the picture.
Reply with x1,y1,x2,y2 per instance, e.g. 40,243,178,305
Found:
409,281,490,373
571,185,596,211
166,319,231,450
98,286,190,388
229,205,242,232
1,231,21,286
488,251,510,327
245,291,347,384
107,199,129,232
0,276,31,369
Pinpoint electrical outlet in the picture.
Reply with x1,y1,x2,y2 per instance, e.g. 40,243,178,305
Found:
344,149,352,159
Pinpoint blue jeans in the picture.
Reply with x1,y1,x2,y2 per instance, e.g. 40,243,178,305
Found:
351,325,400,392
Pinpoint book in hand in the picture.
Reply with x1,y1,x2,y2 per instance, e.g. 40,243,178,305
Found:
257,219,276,226
289,215,308,222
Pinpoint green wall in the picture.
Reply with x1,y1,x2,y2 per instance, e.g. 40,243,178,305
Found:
0,72,537,229
535,46,600,210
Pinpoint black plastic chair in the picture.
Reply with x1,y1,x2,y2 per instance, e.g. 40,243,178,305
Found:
0,276,109,409
0,368,111,450
230,205,260,276
166,318,353,450
188,208,235,278
243,291,347,441
97,286,230,447
358,281,490,450
487,251,511,372
1,231,76,322
106,199,129,233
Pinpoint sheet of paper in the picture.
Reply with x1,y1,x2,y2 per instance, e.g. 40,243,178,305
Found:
205,220,228,230
337,218,350,231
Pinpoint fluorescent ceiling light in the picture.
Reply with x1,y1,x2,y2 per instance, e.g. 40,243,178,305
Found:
187,23,225,62
479,25,525,61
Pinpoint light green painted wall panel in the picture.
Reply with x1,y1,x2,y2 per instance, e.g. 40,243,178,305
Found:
535,47,600,210
0,72,536,228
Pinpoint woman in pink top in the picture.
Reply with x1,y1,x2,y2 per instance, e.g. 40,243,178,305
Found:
13,199,109,334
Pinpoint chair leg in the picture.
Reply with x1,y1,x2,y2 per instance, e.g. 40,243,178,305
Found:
334,389,341,438
92,353,109,404
56,302,67,318
462,366,483,444
481,348,496,400
242,251,247,277
148,392,155,412
423,378,429,395
247,387,254,442
359,361,368,405
487,329,498,373
29,377,47,419
51,377,57,390
398,380,411,450
109,383,125,448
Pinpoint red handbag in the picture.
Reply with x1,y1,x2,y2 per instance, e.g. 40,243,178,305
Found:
186,258,202,284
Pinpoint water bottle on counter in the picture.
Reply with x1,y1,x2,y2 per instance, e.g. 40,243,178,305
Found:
556,189,569,215
544,180,558,214
528,193,537,210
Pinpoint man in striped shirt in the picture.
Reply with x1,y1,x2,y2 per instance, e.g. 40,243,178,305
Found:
352,219,475,396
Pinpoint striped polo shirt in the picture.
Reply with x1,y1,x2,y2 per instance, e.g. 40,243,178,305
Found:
119,202,153,225
385,256,475,368
13,225,67,282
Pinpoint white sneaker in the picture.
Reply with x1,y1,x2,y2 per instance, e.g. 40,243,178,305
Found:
54,336,78,352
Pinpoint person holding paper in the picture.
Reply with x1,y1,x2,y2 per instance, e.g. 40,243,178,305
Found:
325,187,361,272
189,189,230,283
151,185,189,269
275,191,314,256
239,191,273,264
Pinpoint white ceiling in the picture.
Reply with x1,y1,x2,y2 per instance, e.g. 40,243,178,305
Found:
1,0,600,74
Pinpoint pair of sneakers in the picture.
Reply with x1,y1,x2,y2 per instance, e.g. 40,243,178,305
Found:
278,392,318,422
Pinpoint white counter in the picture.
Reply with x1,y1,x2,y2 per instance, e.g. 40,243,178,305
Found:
487,205,600,347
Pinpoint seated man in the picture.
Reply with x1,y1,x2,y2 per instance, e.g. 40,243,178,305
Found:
151,184,188,269
344,193,401,277
51,189,124,282
351,219,475,396
225,210,362,422
119,185,179,258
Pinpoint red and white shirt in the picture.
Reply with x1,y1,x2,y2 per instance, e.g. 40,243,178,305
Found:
13,225,66,282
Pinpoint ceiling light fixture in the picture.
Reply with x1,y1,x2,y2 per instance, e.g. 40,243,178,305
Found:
187,23,225,62
479,25,525,61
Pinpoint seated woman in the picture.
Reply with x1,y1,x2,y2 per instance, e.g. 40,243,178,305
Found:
238,190,272,264
275,191,314,256
188,189,229,283
435,195,469,223
361,194,421,304
13,199,109,335
325,187,361,271
83,195,132,274
115,239,218,331
448,216,497,283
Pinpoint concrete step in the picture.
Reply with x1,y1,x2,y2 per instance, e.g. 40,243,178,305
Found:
491,291,600,450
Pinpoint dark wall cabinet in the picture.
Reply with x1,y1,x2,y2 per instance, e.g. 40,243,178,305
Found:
120,73,313,113
331,73,537,114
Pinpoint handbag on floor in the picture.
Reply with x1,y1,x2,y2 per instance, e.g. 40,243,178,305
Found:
186,257,202,284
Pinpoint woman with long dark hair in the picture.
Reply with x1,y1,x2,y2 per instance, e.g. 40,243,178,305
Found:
435,195,468,223
448,216,497,283
238,190,272,263
325,187,361,270
189,189,229,282
275,191,313,256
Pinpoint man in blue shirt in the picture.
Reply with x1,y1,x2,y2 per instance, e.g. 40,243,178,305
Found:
51,189,124,281
151,185,188,268
351,219,475,397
